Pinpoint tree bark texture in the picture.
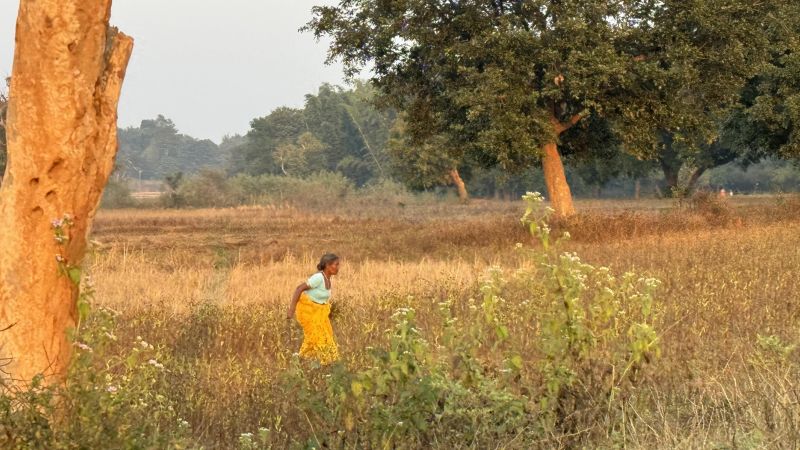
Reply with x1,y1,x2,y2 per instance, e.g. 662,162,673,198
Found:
449,168,469,203
541,141,576,217
541,114,581,217
0,0,133,385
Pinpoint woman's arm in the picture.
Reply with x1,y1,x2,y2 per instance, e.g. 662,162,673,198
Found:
287,282,309,319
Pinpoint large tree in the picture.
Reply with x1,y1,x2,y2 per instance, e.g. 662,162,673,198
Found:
0,0,132,384
307,0,783,216
649,1,800,196
729,30,800,162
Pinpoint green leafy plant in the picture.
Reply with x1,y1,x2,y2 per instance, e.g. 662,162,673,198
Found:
516,192,661,432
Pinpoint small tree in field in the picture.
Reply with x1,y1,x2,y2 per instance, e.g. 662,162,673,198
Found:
0,0,133,385
307,0,785,216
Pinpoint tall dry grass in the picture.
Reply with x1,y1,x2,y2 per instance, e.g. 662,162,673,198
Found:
77,196,800,448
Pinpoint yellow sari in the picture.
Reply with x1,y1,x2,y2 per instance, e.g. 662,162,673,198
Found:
295,292,339,364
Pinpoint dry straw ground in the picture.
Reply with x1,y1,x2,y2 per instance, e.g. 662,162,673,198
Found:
84,195,800,448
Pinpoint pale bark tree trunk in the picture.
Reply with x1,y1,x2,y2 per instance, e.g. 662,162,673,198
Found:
634,179,641,200
540,114,582,217
0,0,133,385
449,168,469,203
541,141,576,216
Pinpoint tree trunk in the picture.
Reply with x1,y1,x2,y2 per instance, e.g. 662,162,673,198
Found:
449,168,469,203
657,138,683,197
540,113,582,217
686,167,707,194
541,142,576,217
659,159,681,197
0,0,133,385
634,179,641,200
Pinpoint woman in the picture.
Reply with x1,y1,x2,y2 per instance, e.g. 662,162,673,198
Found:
287,253,340,364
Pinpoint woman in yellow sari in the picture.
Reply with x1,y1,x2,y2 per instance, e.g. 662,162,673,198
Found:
287,254,340,364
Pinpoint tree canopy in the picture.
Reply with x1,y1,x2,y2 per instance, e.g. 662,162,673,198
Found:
306,0,793,213
232,82,396,186
117,115,225,180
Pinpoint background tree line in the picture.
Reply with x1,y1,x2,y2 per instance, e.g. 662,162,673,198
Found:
306,0,800,215
4,75,800,206
2,0,799,206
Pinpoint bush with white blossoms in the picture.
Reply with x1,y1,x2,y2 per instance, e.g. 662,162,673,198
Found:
0,269,191,448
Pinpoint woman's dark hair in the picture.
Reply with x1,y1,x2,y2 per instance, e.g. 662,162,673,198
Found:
317,253,340,271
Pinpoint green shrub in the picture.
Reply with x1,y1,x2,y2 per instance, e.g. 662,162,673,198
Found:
229,171,354,207
177,169,241,208
100,178,135,209
0,225,191,449
355,178,415,206
0,307,192,449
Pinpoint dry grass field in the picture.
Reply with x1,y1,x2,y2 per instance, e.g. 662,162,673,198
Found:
34,195,800,448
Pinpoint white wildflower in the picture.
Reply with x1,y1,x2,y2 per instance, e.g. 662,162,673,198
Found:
147,359,164,370
74,342,92,352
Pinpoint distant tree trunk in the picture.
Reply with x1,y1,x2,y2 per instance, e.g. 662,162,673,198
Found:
541,113,581,217
542,141,576,217
449,168,469,203
686,167,707,194
657,139,683,197
659,158,681,197
634,179,641,200
0,0,133,385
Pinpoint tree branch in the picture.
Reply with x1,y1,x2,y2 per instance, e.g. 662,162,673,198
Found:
555,113,584,135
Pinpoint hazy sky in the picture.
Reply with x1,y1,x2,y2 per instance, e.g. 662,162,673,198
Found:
0,0,346,142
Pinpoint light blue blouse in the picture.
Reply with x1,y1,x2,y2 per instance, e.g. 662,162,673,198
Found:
305,272,331,304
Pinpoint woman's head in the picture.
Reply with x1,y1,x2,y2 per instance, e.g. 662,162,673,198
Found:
317,253,340,275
